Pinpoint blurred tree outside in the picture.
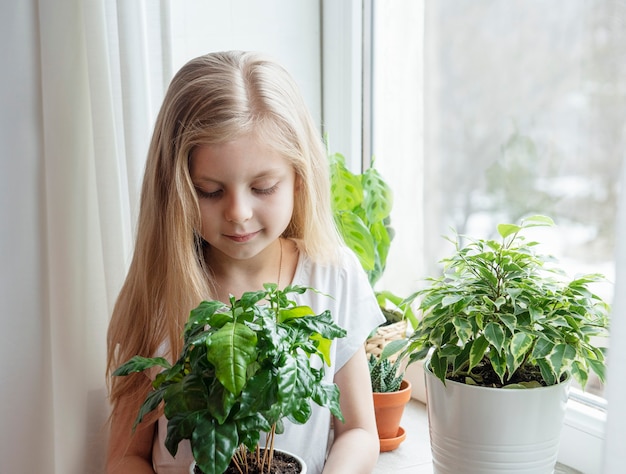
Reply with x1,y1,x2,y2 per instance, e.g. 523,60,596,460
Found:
423,0,626,276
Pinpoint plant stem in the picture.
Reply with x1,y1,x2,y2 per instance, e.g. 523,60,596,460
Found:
262,425,276,473
232,447,245,474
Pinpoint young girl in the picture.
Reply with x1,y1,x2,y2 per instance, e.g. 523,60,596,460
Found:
106,50,384,474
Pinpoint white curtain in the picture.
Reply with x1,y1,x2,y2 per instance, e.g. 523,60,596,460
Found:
1,1,168,472
2,2,325,472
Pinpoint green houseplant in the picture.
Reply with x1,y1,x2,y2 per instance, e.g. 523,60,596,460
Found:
328,150,417,333
367,339,413,451
114,284,346,474
401,215,610,473
328,151,392,288
328,150,416,450
404,214,609,389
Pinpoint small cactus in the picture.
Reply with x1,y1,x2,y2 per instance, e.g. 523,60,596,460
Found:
369,354,404,392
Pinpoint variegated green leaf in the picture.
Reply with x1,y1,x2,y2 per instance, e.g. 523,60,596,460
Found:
453,316,473,344
510,332,533,362
469,335,489,371
488,349,507,384
548,343,576,378
570,360,588,389
484,322,505,353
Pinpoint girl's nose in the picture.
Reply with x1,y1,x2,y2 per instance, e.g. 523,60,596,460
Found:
224,191,253,223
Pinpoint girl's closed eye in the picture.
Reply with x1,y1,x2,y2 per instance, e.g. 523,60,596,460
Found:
253,183,279,195
194,183,278,199
195,187,223,199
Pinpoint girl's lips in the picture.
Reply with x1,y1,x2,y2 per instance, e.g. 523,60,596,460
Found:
226,231,259,243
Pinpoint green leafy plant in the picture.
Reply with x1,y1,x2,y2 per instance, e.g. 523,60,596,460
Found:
328,151,417,329
114,284,346,474
329,151,393,287
328,150,419,395
402,215,610,389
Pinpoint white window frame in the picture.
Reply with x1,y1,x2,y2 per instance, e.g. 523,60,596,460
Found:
321,0,364,172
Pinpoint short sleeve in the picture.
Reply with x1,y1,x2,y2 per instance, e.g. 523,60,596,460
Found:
292,247,385,371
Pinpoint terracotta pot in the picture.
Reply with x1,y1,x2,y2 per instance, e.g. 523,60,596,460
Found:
373,379,412,445
379,426,407,452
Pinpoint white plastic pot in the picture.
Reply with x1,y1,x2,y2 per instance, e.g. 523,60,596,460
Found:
425,363,571,474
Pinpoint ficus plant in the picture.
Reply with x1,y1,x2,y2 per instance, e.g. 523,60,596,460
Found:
114,284,346,474
402,215,610,390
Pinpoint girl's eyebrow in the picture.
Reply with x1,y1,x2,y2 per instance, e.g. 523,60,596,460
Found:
192,168,286,184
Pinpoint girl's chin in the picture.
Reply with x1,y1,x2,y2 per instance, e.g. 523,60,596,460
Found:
210,240,273,260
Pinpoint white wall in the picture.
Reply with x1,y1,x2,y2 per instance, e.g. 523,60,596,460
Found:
167,0,364,170
169,0,322,125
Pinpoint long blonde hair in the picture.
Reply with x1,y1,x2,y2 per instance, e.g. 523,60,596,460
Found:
106,51,342,407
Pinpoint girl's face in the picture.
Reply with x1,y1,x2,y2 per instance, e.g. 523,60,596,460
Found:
190,133,297,263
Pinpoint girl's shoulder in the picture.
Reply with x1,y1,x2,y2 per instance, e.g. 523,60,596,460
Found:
293,245,369,294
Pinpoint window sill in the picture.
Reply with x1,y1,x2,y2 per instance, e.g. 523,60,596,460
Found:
558,392,606,474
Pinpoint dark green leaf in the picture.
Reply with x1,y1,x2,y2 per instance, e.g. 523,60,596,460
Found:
237,369,278,420
186,300,228,333
586,357,606,384
570,360,588,389
206,322,257,396
313,382,344,421
532,336,554,359
162,375,208,419
537,358,556,386
113,355,171,376
287,397,313,425
192,419,238,474
165,411,200,456
133,386,167,429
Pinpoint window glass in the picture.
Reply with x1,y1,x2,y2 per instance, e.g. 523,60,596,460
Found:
373,0,625,399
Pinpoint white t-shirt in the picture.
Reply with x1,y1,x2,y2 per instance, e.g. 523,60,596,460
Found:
152,247,384,474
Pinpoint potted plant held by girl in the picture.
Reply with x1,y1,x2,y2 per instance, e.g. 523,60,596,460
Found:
402,215,610,474
114,284,346,474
